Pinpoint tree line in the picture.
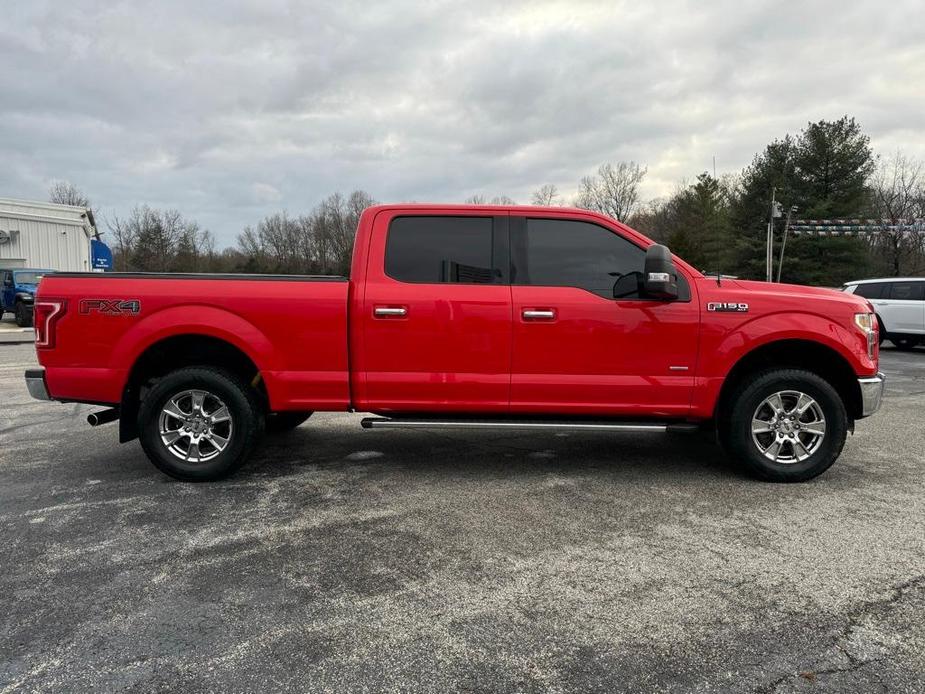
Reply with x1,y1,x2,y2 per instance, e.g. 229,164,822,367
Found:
531,118,925,285
52,115,924,285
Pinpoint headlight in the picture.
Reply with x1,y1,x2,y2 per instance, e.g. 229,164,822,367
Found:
854,313,874,333
854,312,877,359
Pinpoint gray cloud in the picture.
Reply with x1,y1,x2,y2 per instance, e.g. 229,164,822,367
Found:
2,0,923,244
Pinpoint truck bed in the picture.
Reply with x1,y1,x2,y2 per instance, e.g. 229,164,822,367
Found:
36,272,351,410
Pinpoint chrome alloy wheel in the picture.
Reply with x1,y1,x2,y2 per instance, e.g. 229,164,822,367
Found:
751,390,826,464
158,389,233,463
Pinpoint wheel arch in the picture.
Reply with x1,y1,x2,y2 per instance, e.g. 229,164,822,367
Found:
715,339,863,422
119,333,268,443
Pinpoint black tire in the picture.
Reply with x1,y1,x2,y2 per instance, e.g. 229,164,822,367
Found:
892,337,917,351
719,369,848,482
14,302,33,327
138,367,265,482
266,411,312,433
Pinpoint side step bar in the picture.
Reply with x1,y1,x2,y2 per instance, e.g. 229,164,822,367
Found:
361,417,699,433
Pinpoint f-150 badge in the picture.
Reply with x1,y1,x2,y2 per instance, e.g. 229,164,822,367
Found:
79,299,141,315
707,302,748,312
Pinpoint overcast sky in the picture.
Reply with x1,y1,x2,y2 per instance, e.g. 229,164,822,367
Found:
2,0,923,245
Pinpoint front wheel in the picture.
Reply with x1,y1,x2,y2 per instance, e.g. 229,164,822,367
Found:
892,337,918,350
138,367,265,481
14,302,33,327
720,369,848,482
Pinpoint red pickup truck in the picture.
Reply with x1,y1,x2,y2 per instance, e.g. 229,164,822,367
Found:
26,204,884,482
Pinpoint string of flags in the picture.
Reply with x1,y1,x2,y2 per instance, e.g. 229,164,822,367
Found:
788,219,925,237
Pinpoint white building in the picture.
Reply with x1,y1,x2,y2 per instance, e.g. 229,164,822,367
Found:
0,197,97,272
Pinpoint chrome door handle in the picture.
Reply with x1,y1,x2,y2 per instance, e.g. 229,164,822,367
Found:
374,306,407,317
522,309,556,320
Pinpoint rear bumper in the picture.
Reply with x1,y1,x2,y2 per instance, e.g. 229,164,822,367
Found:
858,372,885,418
25,368,51,401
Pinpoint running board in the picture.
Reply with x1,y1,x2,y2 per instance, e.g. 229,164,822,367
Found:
360,417,699,433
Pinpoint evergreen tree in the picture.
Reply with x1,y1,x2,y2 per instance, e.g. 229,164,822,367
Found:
730,118,874,285
667,173,735,274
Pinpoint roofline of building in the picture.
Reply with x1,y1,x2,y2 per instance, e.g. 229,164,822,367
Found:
0,209,95,236
0,197,96,239
0,197,90,214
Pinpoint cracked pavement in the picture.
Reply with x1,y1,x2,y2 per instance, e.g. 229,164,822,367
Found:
1,343,923,693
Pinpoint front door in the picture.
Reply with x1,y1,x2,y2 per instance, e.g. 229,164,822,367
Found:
509,215,700,418
357,211,512,413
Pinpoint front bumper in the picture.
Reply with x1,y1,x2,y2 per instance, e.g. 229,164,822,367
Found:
25,368,51,401
858,372,885,417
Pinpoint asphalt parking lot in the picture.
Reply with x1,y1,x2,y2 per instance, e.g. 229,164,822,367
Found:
1,343,923,693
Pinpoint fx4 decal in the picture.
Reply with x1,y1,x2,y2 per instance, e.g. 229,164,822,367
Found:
707,302,749,313
79,299,142,315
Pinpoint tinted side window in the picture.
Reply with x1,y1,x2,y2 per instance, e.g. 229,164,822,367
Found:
514,219,645,299
385,216,495,284
889,281,925,300
854,282,886,299
514,218,690,300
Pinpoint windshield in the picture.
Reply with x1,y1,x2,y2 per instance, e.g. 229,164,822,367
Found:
13,271,48,284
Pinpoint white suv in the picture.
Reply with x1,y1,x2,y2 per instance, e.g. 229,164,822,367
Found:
843,278,925,350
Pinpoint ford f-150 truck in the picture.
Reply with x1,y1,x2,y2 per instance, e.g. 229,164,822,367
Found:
25,204,884,482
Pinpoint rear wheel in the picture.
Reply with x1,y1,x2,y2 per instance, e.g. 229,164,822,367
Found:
14,302,32,327
892,337,918,350
138,367,264,481
720,369,848,482
266,411,312,433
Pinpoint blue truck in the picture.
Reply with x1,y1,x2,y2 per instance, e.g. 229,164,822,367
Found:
1,268,54,327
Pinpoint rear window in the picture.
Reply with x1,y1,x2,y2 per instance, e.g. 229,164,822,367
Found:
853,282,887,299
888,281,925,300
385,216,495,284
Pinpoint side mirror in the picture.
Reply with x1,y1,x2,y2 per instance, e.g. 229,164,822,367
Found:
643,244,679,300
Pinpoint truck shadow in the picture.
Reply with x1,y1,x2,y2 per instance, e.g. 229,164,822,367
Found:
252,426,750,482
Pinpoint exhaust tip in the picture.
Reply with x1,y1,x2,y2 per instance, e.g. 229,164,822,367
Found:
87,408,119,427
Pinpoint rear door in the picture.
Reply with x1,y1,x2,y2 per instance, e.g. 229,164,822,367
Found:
509,215,699,417
884,281,925,334
357,210,512,413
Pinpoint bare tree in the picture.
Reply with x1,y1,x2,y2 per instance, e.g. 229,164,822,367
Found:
869,152,925,275
48,181,90,207
531,184,560,206
574,162,647,222
465,195,516,205
109,206,211,272
237,189,376,276
108,214,139,271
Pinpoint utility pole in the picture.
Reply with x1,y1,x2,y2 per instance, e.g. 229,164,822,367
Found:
765,188,781,282
776,206,798,283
